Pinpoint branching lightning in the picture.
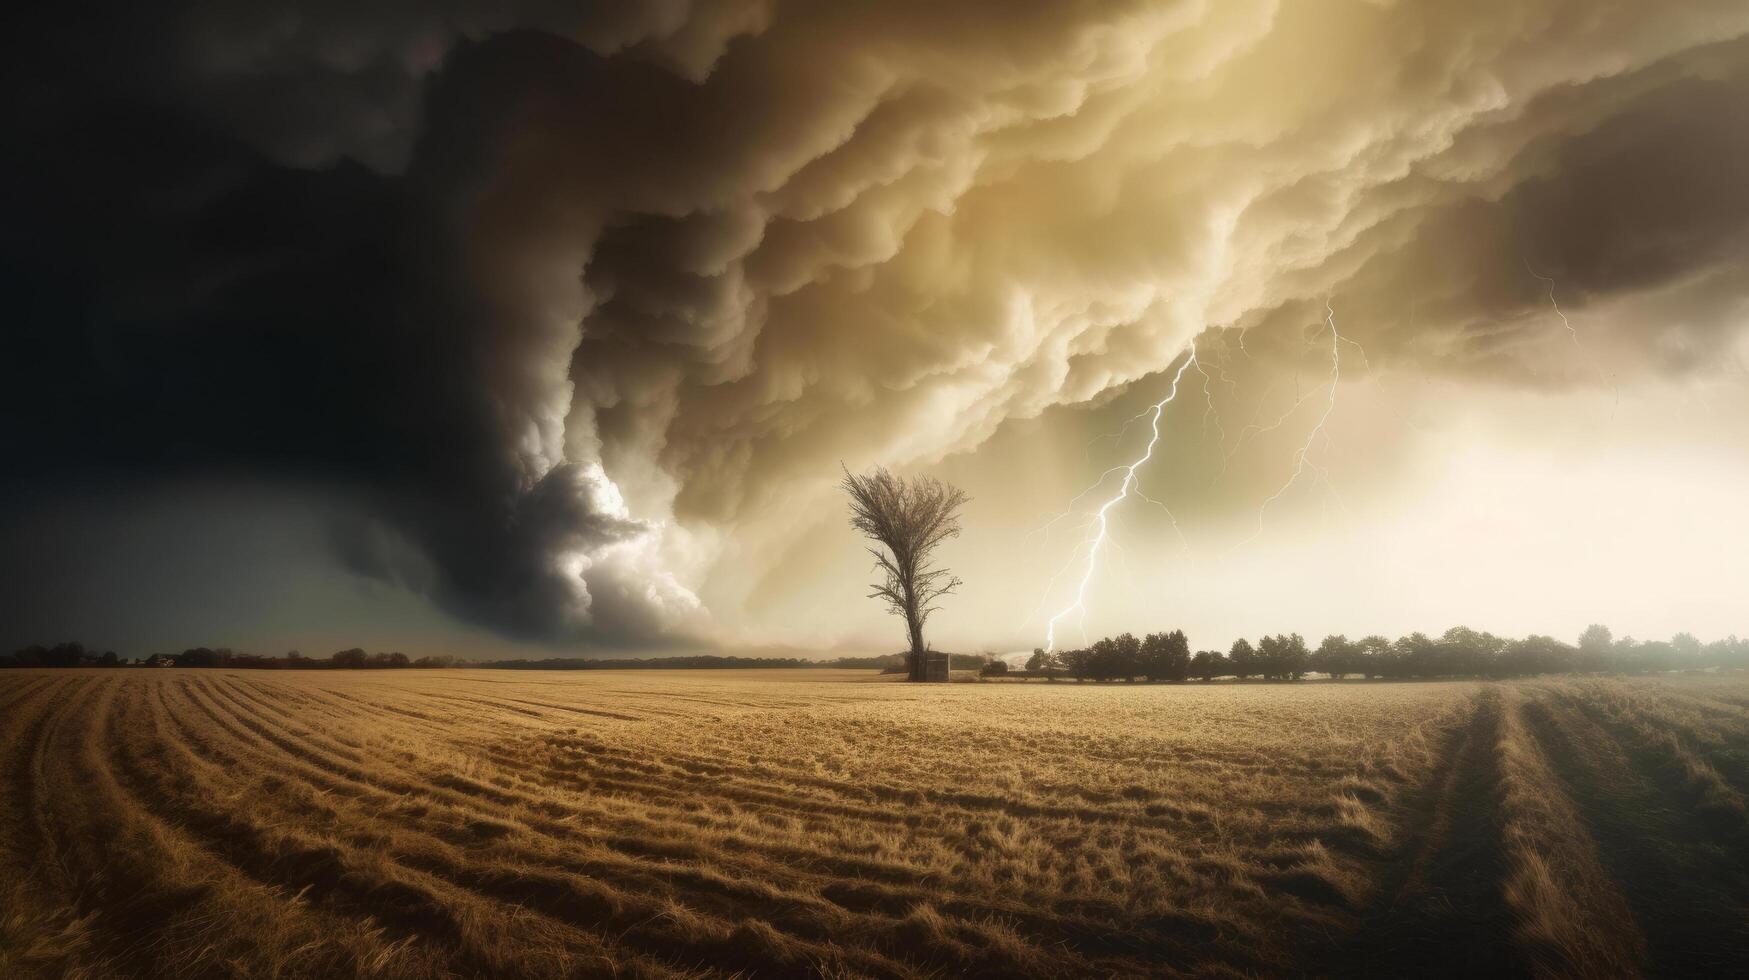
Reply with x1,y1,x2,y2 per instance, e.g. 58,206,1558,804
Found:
1042,344,1201,652
1236,302,1347,549
1029,270,1629,648
1221,377,1319,470
1032,304,1362,650
1192,351,1224,447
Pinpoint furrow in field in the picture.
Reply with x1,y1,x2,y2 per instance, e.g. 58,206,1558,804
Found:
209,686,958,931
234,682,989,885
22,678,257,965
1697,693,1749,713
188,679,930,959
20,678,103,886
0,674,72,767
125,679,658,978
1502,687,1651,975
162,684,974,977
268,677,1369,947
310,678,1300,840
485,711,1334,836
39,677,134,901
23,676,98,898
196,677,1257,975
1522,684,1749,973
256,677,444,739
0,674,52,714
322,683,585,739
214,677,403,776
82,677,437,976
185,677,750,853
472,742,1238,903
386,685,640,731
215,677,375,764
315,685,473,723
480,693,647,722
1323,687,1524,977
187,677,435,801
224,677,389,752
1656,688,1749,729
504,740,1274,846
169,680,383,795
11,671,1616,978
7,678,124,974
1576,685,1749,820
0,677,124,977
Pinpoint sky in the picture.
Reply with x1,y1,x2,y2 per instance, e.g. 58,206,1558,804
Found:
3,0,1748,659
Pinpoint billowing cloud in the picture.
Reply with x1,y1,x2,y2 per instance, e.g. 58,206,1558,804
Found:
4,0,1748,649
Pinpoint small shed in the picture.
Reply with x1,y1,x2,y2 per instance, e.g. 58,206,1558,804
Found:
923,651,950,683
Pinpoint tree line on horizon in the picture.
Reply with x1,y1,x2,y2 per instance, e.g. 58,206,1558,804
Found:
1016,625,1749,682
0,643,909,671
482,653,909,670
0,643,456,669
9,627,1747,678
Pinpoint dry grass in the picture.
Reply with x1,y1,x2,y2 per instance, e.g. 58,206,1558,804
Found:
3,669,1747,977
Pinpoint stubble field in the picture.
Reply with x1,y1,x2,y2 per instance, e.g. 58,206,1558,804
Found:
4,668,1748,977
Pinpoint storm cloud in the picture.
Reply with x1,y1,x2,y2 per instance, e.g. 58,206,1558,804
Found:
5,0,1748,649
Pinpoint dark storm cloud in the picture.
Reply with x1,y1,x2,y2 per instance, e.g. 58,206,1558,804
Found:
1285,53,1749,389
5,2,767,172
1,9,714,645
4,0,1749,647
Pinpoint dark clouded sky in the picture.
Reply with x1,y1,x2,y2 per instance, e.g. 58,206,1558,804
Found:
4,1,1748,658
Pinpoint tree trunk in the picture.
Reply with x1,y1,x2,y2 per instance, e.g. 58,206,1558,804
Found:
906,613,925,682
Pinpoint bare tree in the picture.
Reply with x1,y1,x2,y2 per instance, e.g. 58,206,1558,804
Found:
841,466,970,682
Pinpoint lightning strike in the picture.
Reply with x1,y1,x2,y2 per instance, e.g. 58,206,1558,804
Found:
1214,321,1372,483
1043,344,1201,652
1527,259,1620,416
1236,302,1345,550
1206,342,1244,404
1192,353,1224,447
1222,377,1322,468
1526,259,1578,345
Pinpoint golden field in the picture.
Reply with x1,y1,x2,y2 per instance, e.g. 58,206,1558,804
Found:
4,669,1748,977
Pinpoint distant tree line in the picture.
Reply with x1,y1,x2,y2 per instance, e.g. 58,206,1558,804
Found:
0,643,455,669
11,627,1746,677
1,646,911,671
488,654,903,670
1,642,124,668
1022,625,1749,682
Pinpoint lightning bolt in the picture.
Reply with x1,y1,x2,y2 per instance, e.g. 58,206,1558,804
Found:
1032,306,1366,648
1043,343,1201,652
1193,350,1224,447
1221,376,1320,469
1526,259,1577,345
1526,259,1619,416
1236,302,1346,549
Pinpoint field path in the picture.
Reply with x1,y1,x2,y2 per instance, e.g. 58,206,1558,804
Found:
1331,687,1526,976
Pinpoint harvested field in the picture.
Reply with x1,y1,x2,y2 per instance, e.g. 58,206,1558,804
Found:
4,669,1748,977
